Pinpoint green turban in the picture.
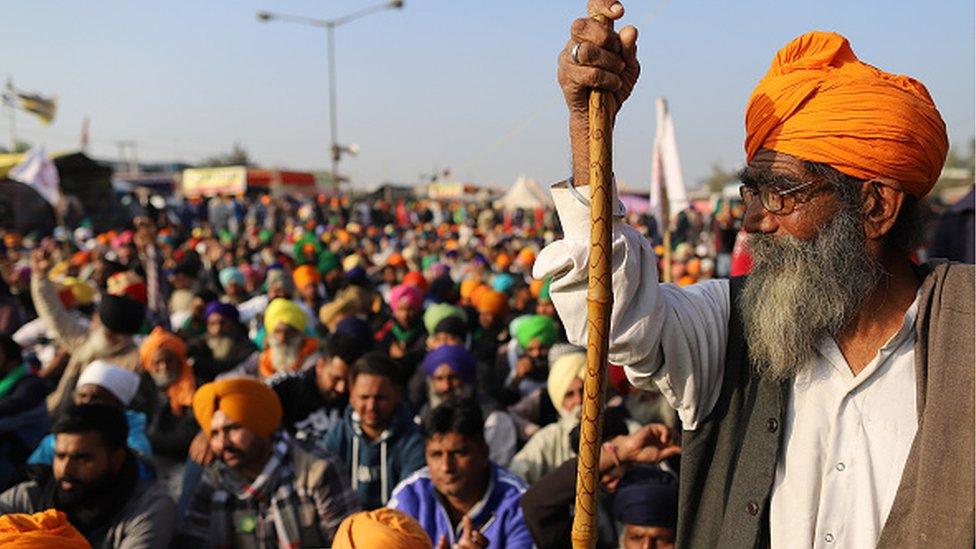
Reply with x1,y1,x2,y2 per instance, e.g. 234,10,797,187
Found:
515,314,557,349
423,303,466,334
318,250,341,274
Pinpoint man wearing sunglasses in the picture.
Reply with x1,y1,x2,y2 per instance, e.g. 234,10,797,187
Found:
536,1,974,548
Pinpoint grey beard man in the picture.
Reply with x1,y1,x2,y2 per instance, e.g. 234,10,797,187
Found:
741,177,884,380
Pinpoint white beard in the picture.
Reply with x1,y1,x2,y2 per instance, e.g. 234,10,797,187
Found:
740,205,882,381
268,337,303,372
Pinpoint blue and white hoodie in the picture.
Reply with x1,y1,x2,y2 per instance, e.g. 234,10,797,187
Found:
322,403,425,509
388,462,534,549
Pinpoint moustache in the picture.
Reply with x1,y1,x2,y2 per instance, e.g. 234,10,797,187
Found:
220,445,244,460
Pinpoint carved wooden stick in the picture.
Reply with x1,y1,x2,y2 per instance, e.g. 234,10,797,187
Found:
571,12,614,549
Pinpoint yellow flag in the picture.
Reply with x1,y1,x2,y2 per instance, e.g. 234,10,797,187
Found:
16,92,57,125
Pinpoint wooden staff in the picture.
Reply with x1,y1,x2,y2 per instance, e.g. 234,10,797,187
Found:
571,11,614,549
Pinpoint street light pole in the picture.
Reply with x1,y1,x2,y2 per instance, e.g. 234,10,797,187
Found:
256,0,404,188
327,24,339,183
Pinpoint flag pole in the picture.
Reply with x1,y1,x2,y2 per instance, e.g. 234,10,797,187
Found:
571,9,614,549
660,175,672,283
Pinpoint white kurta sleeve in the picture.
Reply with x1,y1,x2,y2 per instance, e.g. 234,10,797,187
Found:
533,182,731,429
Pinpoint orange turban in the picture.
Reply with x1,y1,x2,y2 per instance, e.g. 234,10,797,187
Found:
476,289,509,316
0,509,90,549
292,265,321,290
468,284,491,309
402,271,428,292
140,327,195,414
459,279,480,300
332,509,432,549
745,31,948,197
193,378,282,438
529,279,545,299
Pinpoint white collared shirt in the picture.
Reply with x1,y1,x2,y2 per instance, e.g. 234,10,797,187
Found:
769,299,918,548
535,183,919,548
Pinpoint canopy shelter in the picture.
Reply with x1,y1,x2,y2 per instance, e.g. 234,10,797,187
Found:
493,175,553,211
0,151,119,233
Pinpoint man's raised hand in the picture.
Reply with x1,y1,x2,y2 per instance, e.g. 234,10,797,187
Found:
558,0,639,186
558,0,639,118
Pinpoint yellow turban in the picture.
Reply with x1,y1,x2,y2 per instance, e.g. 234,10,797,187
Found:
0,509,91,549
332,509,432,549
547,352,586,412
57,278,96,308
264,298,307,334
192,378,283,438
292,265,320,290
745,31,948,197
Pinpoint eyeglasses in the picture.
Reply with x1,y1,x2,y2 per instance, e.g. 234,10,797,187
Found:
738,180,821,214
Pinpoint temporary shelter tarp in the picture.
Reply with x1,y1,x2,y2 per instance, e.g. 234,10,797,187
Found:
494,175,553,211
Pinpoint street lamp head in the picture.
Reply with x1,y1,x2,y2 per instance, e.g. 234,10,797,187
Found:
256,11,273,22
388,0,404,9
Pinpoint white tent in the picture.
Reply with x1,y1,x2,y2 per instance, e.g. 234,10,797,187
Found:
494,175,553,211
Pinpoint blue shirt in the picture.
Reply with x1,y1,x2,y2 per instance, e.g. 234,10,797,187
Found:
388,462,532,549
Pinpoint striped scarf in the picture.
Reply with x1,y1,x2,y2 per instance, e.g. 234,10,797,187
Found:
209,438,310,548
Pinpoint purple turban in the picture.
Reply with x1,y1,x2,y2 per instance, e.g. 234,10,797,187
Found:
205,301,239,324
422,344,477,385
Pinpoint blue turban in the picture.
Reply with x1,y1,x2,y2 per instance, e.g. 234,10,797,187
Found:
219,267,245,289
422,344,476,385
612,466,678,529
491,273,516,293
204,301,239,324
334,317,375,351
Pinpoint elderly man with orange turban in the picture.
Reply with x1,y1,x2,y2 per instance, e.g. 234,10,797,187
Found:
177,377,359,547
539,2,973,548
139,327,200,493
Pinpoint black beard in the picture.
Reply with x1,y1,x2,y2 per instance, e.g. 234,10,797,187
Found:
739,205,883,381
55,470,121,532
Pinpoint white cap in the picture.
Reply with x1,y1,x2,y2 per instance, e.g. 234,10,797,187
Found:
77,360,141,406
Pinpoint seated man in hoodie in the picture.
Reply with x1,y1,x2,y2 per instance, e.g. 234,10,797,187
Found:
179,377,358,547
388,397,533,549
508,351,585,484
0,403,176,547
323,352,425,509
0,335,49,487
271,331,369,446
29,360,153,475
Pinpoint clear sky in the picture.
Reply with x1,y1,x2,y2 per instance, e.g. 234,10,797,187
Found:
1,1,973,192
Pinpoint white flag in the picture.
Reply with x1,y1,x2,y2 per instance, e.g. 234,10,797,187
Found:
8,145,61,208
649,97,689,231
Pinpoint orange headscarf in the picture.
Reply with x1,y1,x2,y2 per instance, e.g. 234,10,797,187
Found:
332,509,432,549
140,327,195,414
476,289,510,316
292,265,321,290
192,377,283,438
459,279,480,300
745,31,948,197
0,509,91,549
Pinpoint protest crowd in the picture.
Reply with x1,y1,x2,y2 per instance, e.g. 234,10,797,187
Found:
0,1,973,548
